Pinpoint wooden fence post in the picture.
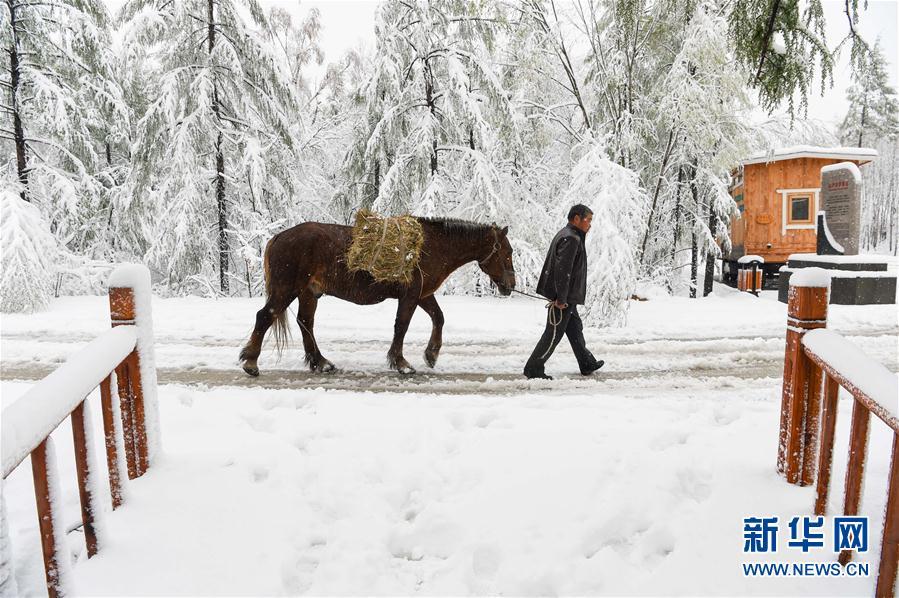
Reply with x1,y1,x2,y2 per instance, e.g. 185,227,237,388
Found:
31,440,63,598
70,402,98,557
108,287,149,478
778,271,829,484
108,264,158,469
813,374,840,515
876,434,899,597
99,375,123,509
839,399,872,566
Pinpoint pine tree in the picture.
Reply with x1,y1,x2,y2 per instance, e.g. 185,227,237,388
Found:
347,0,515,217
1,0,123,219
860,137,899,255
565,141,649,324
840,41,899,148
728,0,832,116
121,0,299,294
0,183,58,312
657,1,751,296
1,0,124,308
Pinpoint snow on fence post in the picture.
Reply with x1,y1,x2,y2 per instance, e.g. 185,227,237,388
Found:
108,264,159,474
778,268,830,485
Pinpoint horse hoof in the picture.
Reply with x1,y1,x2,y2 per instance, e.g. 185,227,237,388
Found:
243,365,259,377
312,361,335,374
398,365,416,375
424,350,438,368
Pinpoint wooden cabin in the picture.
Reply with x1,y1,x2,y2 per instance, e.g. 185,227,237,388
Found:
723,146,877,285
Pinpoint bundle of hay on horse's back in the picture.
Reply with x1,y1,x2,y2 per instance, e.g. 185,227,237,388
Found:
346,210,424,285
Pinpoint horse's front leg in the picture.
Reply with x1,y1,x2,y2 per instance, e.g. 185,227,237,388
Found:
387,294,419,374
418,295,444,368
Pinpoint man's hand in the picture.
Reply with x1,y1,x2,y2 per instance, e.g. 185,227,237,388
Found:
553,299,568,309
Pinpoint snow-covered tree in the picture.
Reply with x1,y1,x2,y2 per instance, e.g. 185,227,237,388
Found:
727,0,832,116
651,1,751,296
860,137,899,255
121,0,299,294
566,141,649,324
270,8,368,227
346,0,516,218
840,41,899,148
0,182,58,312
1,0,125,307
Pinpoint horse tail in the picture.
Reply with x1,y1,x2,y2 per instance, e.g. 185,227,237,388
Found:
263,234,290,358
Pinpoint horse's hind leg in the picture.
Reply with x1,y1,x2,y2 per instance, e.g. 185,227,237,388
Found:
239,293,292,377
297,291,334,373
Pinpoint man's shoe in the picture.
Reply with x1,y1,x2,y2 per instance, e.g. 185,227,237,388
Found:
580,360,605,376
524,369,553,380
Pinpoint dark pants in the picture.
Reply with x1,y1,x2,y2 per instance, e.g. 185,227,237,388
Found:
524,304,597,374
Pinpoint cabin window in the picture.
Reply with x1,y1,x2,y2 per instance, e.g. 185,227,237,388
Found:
778,188,820,235
789,195,811,223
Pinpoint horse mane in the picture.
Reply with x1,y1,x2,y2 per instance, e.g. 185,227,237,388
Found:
416,217,492,243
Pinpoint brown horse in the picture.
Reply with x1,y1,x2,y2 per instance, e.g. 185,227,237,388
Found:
239,218,516,375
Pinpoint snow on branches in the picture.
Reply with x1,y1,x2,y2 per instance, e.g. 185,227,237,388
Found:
566,142,649,325
0,183,58,313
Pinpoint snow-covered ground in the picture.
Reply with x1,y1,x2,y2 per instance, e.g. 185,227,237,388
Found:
2,285,897,595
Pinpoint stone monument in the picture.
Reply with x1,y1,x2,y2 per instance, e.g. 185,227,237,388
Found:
817,162,861,255
778,161,897,305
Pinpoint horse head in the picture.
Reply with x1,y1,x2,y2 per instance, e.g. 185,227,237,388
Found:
478,225,516,296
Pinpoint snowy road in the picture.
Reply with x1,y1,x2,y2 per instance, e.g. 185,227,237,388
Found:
2,289,896,393
2,326,896,395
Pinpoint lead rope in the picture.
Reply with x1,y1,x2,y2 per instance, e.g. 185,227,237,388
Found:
539,302,563,360
511,289,545,301
509,287,562,360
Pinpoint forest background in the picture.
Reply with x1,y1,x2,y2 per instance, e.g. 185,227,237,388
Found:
2,0,897,324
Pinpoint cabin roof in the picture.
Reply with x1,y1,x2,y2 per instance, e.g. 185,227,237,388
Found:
741,145,878,166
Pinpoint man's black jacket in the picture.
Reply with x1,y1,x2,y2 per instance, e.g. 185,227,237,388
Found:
536,223,587,305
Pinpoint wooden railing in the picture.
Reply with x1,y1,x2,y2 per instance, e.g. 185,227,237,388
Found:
1,266,157,598
778,270,899,596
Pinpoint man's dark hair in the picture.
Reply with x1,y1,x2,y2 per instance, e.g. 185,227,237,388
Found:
567,204,593,221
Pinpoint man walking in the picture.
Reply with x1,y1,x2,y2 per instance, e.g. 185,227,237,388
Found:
523,204,604,380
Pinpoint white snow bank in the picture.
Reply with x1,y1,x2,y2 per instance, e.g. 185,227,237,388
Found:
108,264,161,463
1,325,137,477
789,267,831,288
737,255,764,264
6,382,883,596
803,329,899,423
821,161,862,184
